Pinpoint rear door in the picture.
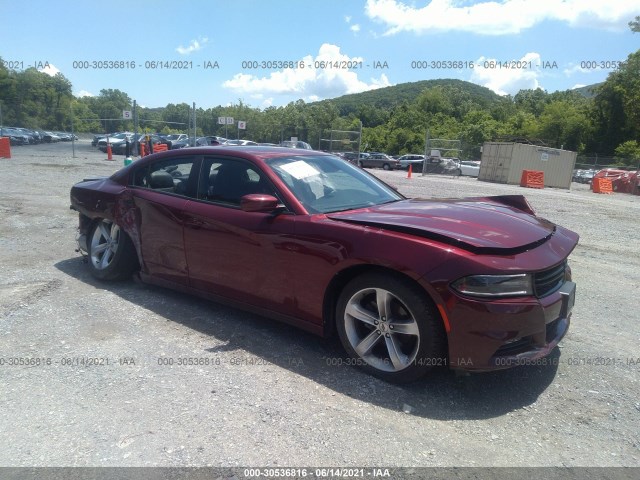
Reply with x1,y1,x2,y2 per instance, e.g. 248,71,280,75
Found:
129,155,200,286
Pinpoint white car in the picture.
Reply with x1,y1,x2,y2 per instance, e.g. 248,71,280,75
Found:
457,160,481,177
225,139,258,146
397,154,426,170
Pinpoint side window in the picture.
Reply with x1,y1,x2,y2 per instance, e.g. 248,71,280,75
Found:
131,158,197,197
198,158,275,206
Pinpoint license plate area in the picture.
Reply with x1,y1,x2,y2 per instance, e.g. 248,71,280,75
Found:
559,281,576,319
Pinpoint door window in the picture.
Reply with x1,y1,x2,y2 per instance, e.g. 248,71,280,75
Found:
198,158,276,206
131,158,198,197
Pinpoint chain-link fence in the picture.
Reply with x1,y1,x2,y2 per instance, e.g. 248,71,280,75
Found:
318,128,362,154
575,156,640,171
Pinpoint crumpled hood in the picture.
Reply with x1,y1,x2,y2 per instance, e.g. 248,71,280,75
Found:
327,197,556,253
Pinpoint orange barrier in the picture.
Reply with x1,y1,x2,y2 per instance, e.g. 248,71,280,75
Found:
520,170,544,189
139,143,146,157
407,164,412,179
106,144,113,161
592,177,613,194
153,143,168,152
0,137,11,158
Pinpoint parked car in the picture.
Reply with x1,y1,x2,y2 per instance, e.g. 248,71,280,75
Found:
92,133,110,147
419,156,459,175
225,139,258,146
170,137,192,149
97,132,134,152
397,154,426,170
70,146,578,383
55,132,76,141
455,160,481,177
1,128,30,145
15,128,41,144
42,131,62,143
160,134,189,149
360,153,400,170
197,136,226,146
280,140,312,149
340,152,369,164
572,169,596,184
110,134,163,155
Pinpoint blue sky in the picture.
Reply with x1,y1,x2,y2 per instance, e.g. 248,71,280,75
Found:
2,0,640,109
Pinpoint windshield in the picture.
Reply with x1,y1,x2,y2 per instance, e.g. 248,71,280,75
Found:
266,154,403,214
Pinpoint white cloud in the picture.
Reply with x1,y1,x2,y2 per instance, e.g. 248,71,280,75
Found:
222,43,392,102
365,0,640,35
176,37,208,55
345,14,361,33
562,60,622,77
470,52,543,95
571,84,587,89
563,63,592,76
39,63,60,76
76,90,95,97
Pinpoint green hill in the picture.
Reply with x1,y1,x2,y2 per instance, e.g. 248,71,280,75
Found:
571,83,603,98
313,79,506,116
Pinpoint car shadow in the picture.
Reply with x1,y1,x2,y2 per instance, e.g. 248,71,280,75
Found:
55,257,561,421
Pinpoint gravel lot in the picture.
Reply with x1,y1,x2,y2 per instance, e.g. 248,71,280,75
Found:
0,141,639,469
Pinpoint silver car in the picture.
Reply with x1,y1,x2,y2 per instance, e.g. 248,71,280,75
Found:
397,154,426,170
360,153,400,170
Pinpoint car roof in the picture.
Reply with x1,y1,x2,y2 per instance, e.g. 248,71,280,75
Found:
110,146,338,187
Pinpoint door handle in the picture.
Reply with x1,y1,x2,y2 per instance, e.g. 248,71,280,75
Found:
184,217,205,229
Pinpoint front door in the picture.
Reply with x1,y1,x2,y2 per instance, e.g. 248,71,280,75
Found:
183,157,297,315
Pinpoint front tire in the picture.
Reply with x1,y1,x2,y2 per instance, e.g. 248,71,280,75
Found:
336,273,447,383
87,219,138,280
383,163,391,170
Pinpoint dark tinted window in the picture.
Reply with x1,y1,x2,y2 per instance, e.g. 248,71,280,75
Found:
198,158,276,206
131,158,197,197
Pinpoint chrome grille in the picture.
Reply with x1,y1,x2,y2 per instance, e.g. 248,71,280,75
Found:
534,262,566,298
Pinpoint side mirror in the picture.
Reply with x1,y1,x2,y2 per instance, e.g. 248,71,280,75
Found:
240,194,282,213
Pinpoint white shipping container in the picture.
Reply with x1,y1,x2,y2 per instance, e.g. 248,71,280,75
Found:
479,142,577,189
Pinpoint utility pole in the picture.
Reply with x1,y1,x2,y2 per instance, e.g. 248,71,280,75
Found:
70,105,76,158
193,102,197,145
422,129,430,175
133,100,138,156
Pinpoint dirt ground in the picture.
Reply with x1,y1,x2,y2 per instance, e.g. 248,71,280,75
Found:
0,141,638,469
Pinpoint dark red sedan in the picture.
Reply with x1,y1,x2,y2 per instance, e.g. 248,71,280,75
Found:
70,147,578,382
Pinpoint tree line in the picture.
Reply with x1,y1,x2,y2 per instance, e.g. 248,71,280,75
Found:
1,44,639,166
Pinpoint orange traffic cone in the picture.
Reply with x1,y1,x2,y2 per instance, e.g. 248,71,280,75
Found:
407,164,412,179
140,143,146,157
107,144,113,161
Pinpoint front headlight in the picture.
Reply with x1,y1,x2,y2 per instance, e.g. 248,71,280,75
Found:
451,274,533,298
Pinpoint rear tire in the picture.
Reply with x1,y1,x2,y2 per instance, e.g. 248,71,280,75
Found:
336,272,447,383
87,219,138,281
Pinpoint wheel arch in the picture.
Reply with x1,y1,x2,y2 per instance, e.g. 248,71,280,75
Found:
322,264,448,341
83,214,141,273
